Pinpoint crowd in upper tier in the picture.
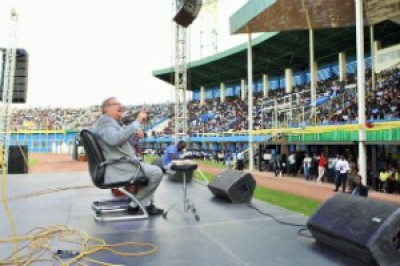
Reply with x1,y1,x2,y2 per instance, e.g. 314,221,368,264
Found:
9,68,400,134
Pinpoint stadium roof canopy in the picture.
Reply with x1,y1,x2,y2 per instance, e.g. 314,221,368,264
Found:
229,0,400,34
153,0,400,90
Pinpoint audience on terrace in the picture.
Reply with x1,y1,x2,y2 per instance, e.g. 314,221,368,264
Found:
10,103,173,131
8,67,400,197
11,68,399,137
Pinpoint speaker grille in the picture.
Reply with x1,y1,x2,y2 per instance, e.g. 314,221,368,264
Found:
0,48,28,103
173,0,202,28
307,193,400,265
208,169,256,203
8,145,28,174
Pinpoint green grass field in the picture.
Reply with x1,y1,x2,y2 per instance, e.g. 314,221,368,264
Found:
28,158,39,167
146,155,321,217
253,187,321,217
194,170,321,217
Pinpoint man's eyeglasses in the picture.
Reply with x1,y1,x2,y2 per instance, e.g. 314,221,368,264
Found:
108,103,123,107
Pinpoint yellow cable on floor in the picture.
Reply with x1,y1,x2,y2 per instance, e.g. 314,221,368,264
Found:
0,224,158,265
1,160,20,265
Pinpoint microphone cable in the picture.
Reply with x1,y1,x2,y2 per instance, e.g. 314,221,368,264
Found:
248,202,314,239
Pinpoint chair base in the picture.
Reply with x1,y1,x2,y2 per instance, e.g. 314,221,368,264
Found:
91,188,148,221
95,209,148,222
92,198,131,212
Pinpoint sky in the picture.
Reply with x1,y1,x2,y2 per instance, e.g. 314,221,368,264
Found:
0,0,248,108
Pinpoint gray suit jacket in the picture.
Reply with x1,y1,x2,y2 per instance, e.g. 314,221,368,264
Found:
91,115,142,184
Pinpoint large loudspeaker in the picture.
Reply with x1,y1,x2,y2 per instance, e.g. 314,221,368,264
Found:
0,48,28,103
8,145,28,174
307,193,400,265
208,169,256,203
173,0,202,28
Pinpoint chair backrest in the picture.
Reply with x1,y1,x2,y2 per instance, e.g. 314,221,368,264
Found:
79,129,106,187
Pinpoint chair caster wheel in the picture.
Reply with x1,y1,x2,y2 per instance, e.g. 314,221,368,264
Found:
162,213,168,219
195,215,200,221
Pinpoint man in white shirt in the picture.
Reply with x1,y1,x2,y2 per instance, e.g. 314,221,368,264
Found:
288,153,297,177
236,150,244,170
333,155,349,192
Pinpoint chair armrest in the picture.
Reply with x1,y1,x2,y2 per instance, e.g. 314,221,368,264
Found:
100,157,141,168
101,158,149,185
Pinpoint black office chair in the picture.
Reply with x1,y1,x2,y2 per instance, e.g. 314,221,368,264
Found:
80,129,149,221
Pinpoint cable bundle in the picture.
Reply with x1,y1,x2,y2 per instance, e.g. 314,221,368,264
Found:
0,224,158,265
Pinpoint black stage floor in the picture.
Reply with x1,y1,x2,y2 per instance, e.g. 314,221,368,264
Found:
0,172,361,265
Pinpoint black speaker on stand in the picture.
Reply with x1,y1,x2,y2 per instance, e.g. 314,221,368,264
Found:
208,169,256,203
8,145,28,174
307,193,400,265
0,48,29,103
173,0,202,28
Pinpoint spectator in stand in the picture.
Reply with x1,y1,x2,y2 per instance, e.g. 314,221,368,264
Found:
379,168,390,192
310,153,319,181
236,150,244,170
347,159,358,192
382,167,397,194
302,153,312,181
334,155,349,192
316,152,327,183
333,154,341,184
327,153,337,182
350,174,368,197
288,152,297,177
393,169,400,194
217,151,224,164
274,152,283,177
281,153,287,176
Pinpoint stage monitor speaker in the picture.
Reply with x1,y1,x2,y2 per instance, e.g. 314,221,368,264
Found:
8,145,28,174
173,0,202,28
0,48,28,103
208,169,256,203
307,193,400,266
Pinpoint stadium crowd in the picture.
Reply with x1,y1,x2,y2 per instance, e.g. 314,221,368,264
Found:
8,67,400,195
317,68,400,124
10,103,173,131
10,68,399,135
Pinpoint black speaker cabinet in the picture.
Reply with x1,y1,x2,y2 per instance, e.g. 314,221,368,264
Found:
173,0,202,28
0,48,28,103
208,169,256,203
307,193,400,265
8,145,28,174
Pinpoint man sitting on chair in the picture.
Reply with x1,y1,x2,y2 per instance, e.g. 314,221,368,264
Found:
91,97,163,215
162,141,187,170
350,174,368,197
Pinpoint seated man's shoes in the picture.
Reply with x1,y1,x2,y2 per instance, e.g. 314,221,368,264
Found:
146,203,164,215
127,205,143,215
127,204,163,216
